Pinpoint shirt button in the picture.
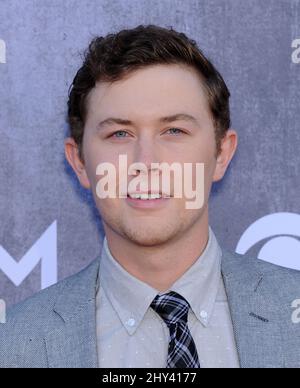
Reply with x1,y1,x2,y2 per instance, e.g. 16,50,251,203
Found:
127,318,136,327
200,310,208,319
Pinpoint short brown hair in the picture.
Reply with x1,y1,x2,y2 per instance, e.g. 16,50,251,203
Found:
67,24,230,160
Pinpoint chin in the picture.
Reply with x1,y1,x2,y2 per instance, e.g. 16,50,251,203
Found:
125,234,170,247
122,224,180,247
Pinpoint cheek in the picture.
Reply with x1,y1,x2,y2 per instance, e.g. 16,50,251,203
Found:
197,133,217,169
176,130,216,162
187,141,217,194
83,143,121,186
184,142,216,177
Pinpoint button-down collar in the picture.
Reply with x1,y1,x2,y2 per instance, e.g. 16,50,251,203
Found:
98,227,222,335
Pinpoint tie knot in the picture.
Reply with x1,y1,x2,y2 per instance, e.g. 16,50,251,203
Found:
150,291,190,326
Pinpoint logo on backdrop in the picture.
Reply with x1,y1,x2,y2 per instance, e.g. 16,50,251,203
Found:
0,221,57,289
0,39,6,64
0,299,6,324
236,212,300,271
291,299,300,324
292,39,300,64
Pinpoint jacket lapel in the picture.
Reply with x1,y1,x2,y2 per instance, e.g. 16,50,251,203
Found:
44,258,100,368
43,248,287,368
221,249,284,368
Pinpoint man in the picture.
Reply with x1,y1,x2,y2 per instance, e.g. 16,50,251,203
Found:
1,24,300,368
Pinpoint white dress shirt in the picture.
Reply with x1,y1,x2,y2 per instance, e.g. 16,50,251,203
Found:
96,227,240,368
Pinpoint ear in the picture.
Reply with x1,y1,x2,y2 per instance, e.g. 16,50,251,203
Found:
213,129,238,182
64,137,91,189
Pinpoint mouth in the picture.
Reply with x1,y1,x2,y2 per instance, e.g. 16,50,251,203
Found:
126,192,172,209
127,192,171,200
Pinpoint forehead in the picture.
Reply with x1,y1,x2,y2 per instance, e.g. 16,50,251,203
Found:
86,64,209,121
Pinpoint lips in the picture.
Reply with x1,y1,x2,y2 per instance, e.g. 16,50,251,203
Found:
127,191,172,200
126,192,172,209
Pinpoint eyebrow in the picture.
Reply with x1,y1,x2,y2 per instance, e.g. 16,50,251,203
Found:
97,113,199,129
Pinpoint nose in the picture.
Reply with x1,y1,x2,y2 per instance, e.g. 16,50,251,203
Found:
131,137,160,174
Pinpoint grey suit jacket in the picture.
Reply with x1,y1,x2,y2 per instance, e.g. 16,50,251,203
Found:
1,249,300,368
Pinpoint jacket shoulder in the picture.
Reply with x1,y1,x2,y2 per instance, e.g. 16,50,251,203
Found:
0,258,99,336
221,248,300,288
0,258,99,368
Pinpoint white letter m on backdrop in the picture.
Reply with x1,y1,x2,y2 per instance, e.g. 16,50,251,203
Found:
0,39,6,64
0,221,57,289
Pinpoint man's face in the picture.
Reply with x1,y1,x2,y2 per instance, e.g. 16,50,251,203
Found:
68,64,235,246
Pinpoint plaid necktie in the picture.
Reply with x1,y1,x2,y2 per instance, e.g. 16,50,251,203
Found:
150,291,201,368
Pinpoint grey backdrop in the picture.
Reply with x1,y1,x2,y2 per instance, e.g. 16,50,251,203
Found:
0,0,299,307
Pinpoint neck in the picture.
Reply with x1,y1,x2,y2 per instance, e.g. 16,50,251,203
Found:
103,209,210,292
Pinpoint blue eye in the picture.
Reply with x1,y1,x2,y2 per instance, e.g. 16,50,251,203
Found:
111,130,129,138
108,128,185,139
166,128,185,135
